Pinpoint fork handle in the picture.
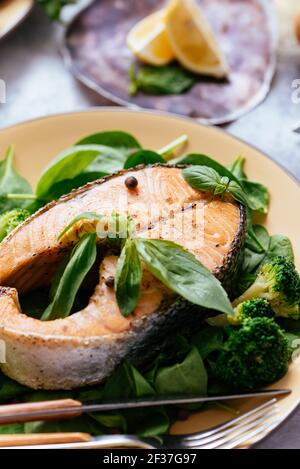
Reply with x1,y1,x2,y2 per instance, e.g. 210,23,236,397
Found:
0,399,83,424
0,433,91,447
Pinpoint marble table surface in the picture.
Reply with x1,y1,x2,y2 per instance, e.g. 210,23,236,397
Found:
0,1,300,449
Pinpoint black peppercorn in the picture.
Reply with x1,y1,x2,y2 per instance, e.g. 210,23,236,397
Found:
125,176,138,189
105,276,115,288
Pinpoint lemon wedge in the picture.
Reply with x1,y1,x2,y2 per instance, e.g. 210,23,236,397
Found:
127,10,175,66
165,0,229,78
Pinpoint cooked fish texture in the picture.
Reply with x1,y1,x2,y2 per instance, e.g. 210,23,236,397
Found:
0,165,246,389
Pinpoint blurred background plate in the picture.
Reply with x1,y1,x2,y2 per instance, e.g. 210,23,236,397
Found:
63,0,277,124
0,0,33,41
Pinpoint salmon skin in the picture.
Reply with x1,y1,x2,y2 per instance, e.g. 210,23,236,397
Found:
0,165,246,389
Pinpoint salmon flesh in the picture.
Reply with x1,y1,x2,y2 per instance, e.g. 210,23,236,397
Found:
0,165,246,389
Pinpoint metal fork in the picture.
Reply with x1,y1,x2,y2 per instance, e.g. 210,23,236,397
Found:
8,398,279,449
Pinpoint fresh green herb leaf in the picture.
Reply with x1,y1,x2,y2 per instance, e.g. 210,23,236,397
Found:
182,166,251,208
154,347,207,396
173,154,240,183
192,326,224,359
38,0,74,20
35,146,106,201
124,150,164,169
267,235,294,261
240,180,269,214
58,212,104,241
77,131,141,156
41,233,97,320
227,156,247,179
115,239,142,317
0,146,33,213
129,64,197,96
243,225,270,273
226,179,251,207
135,238,233,315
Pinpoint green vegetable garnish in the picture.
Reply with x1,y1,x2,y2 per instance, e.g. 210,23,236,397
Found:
129,63,197,96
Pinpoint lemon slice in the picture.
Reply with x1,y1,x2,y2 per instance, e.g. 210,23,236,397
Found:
127,10,175,66
165,0,229,78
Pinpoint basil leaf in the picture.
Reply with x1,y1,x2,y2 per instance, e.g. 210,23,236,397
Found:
183,166,251,208
240,179,269,214
227,156,247,179
175,154,241,184
58,212,104,241
179,154,268,213
35,145,106,201
115,239,142,317
135,238,233,315
227,180,251,207
154,347,207,395
129,64,197,96
77,131,141,156
181,166,223,192
0,146,33,213
41,233,97,320
124,150,164,169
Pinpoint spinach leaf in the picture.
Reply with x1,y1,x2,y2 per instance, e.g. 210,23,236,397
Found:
129,64,197,96
0,373,28,402
182,166,251,208
227,156,247,179
267,235,294,261
0,146,33,213
154,347,207,396
124,150,164,169
115,239,142,317
228,156,269,214
35,145,106,202
242,225,270,273
240,180,269,214
192,326,224,359
38,0,73,20
135,238,233,315
77,131,141,156
41,233,97,320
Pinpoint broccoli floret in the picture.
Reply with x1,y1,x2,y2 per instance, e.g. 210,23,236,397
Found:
212,318,289,389
229,298,275,325
0,209,30,242
233,257,300,319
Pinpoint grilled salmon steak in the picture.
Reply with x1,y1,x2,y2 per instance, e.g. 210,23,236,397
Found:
0,165,246,389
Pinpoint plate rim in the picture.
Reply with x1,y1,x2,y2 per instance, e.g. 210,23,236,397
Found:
0,106,299,447
1,105,299,187
61,0,278,125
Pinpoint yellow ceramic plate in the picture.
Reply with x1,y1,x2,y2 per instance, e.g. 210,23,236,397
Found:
0,108,299,447
0,0,33,40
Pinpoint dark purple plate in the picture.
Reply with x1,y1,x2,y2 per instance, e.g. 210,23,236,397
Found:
63,0,277,124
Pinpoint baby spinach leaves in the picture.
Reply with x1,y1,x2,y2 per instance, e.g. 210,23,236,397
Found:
124,150,164,169
41,233,97,321
0,146,33,213
129,64,197,96
76,131,141,156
